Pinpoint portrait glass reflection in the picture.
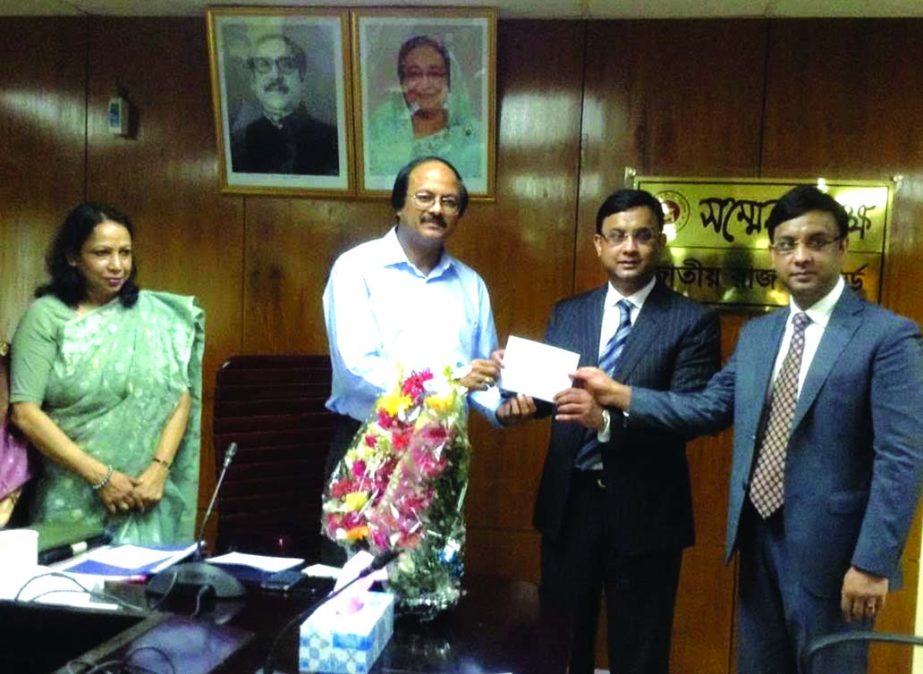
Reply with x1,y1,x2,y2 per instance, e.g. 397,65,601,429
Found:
208,9,352,196
355,10,496,196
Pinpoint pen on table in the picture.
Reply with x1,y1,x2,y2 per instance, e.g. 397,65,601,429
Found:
38,532,112,565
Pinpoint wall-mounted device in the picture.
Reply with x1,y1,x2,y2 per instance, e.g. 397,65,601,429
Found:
107,95,129,137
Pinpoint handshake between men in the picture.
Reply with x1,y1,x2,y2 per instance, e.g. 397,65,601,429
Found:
490,185,923,674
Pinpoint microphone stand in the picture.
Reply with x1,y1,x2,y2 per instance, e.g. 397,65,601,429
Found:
146,442,245,599
261,550,400,674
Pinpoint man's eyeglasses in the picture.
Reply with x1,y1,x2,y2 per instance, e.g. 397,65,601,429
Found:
770,235,843,255
249,56,300,75
411,191,460,214
596,228,658,247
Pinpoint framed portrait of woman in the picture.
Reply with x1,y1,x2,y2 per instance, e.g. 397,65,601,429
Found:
351,8,497,198
207,7,354,197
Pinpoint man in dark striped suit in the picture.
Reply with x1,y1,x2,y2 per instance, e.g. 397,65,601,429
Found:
534,189,721,674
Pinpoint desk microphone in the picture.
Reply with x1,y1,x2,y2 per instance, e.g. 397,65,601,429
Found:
260,549,401,674
195,441,238,561
146,442,245,599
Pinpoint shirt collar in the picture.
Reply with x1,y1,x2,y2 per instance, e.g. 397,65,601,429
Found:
381,227,456,279
605,275,656,310
789,276,844,329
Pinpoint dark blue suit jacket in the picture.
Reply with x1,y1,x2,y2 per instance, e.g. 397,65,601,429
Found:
533,280,721,555
631,288,923,597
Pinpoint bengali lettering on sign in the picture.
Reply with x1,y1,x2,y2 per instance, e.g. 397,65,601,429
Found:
634,177,892,307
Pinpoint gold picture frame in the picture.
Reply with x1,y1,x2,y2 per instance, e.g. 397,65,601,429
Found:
206,6,354,197
351,7,497,199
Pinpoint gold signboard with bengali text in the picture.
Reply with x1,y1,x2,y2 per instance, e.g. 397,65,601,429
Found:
633,177,892,308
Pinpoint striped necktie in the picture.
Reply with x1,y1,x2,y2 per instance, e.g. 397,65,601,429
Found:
574,299,633,470
749,312,811,518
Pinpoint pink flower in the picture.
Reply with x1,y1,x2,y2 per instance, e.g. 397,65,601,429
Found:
413,449,446,479
365,434,378,447
343,511,364,529
421,423,448,446
370,529,389,550
352,459,367,479
377,410,395,428
401,369,434,402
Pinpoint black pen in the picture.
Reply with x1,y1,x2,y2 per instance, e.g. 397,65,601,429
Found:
38,532,112,565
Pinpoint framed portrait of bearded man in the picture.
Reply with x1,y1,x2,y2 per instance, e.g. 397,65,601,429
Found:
207,7,353,196
351,8,497,198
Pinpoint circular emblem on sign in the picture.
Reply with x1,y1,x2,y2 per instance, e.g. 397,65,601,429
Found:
656,190,691,233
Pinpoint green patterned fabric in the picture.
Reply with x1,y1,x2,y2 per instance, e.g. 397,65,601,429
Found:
10,291,204,544
366,92,484,181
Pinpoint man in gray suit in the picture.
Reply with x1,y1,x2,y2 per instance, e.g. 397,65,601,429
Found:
574,185,923,674
524,189,721,674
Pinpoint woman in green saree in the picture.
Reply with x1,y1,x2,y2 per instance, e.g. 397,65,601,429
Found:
9,203,204,545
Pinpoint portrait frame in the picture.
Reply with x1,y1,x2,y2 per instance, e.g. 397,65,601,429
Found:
207,6,354,197
351,8,497,199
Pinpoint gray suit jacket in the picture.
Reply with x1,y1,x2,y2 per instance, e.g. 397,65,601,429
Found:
631,288,923,597
534,280,721,554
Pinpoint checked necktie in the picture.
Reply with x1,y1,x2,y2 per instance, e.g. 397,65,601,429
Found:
749,312,811,518
574,299,633,470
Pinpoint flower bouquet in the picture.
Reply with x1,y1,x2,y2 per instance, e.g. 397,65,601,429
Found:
322,367,470,620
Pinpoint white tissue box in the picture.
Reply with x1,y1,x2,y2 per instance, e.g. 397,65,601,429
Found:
299,591,394,674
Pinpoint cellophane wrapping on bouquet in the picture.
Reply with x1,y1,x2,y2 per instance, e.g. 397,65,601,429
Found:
322,367,470,620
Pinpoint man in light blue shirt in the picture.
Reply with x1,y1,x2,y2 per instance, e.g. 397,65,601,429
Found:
322,158,523,526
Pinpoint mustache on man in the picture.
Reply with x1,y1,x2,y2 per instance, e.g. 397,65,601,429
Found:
262,79,290,94
421,213,447,228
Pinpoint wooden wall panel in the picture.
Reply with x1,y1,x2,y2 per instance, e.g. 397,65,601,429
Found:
763,19,923,673
242,197,386,355
577,19,768,294
0,18,86,341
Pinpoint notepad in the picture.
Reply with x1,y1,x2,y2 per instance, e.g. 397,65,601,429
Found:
55,543,197,578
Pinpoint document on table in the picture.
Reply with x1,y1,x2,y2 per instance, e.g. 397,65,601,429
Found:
498,335,580,402
206,551,303,573
54,543,197,577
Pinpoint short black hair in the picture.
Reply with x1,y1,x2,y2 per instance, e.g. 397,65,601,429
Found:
595,189,665,234
36,202,140,308
397,35,451,88
390,156,469,216
249,34,307,77
765,185,849,241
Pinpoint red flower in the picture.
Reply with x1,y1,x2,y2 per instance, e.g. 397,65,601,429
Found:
392,427,413,450
330,479,353,499
365,434,378,447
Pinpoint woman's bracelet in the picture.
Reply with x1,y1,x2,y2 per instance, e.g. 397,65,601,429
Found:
91,464,113,491
152,457,172,470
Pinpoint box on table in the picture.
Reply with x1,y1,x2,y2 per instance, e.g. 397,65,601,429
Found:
299,591,394,674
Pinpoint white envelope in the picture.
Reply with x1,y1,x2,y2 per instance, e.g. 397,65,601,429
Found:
498,335,580,402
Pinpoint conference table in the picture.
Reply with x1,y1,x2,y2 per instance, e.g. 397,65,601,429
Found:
2,573,572,673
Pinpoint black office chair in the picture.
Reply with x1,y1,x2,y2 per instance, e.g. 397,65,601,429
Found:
807,630,923,672
212,355,336,559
